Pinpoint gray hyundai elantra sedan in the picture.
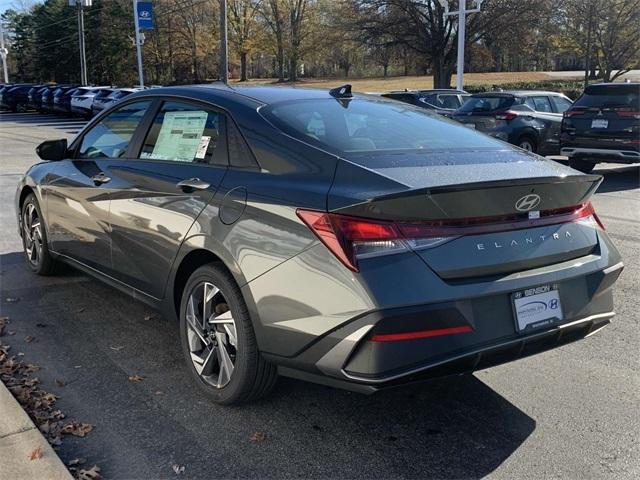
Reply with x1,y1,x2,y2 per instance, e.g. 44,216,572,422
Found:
15,84,623,404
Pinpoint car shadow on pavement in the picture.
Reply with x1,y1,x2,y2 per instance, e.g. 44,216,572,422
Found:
0,250,535,479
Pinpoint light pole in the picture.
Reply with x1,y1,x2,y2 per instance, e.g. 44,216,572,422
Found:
133,0,145,87
219,0,228,83
70,0,91,86
0,21,9,83
438,0,483,90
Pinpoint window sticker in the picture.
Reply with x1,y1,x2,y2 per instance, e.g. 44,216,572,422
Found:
151,111,208,162
195,136,211,159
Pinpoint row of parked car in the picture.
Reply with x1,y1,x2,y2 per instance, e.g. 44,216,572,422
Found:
0,83,143,118
2,81,638,173
381,83,639,172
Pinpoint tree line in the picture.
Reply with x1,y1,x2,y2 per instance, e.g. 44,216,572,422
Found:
2,0,638,88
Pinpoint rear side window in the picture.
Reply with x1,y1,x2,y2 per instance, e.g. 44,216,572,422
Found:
552,96,573,113
139,101,225,165
525,96,553,113
78,101,151,159
263,98,505,156
574,84,640,109
457,95,515,113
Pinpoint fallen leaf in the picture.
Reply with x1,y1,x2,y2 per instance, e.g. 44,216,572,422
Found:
249,432,266,443
55,379,66,387
128,374,145,382
24,336,35,343
61,421,93,437
78,465,102,480
28,446,44,460
172,464,185,475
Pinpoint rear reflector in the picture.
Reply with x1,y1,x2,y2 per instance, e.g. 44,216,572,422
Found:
371,325,473,342
297,202,604,272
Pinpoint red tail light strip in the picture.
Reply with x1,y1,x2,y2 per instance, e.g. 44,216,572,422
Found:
297,202,604,272
371,325,473,342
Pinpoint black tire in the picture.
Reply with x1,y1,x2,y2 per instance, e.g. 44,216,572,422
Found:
20,193,57,275
179,263,277,404
568,158,596,173
516,135,537,153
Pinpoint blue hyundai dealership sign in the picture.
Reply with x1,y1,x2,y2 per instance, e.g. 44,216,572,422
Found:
137,2,154,30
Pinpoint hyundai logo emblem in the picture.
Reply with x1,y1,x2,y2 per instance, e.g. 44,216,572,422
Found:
515,194,541,211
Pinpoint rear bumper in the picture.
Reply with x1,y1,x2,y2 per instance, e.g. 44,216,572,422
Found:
561,147,640,164
267,251,623,391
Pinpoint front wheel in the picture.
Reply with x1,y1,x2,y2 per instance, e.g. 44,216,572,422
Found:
179,263,277,404
21,193,57,275
569,158,596,173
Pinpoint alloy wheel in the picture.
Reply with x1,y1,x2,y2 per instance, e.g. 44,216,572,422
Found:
185,281,237,388
519,140,534,152
23,203,43,267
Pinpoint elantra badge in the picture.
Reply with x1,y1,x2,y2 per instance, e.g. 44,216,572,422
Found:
515,194,541,212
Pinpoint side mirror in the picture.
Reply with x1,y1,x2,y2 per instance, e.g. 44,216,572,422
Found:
36,139,68,161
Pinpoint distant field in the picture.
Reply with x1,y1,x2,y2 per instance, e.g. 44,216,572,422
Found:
231,71,579,92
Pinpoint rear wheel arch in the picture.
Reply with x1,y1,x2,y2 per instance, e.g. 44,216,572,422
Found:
172,248,230,319
516,133,538,153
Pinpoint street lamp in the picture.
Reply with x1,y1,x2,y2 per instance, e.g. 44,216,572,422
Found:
438,0,484,90
69,0,92,86
0,21,9,83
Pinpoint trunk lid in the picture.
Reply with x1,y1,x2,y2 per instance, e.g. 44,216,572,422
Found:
329,150,602,279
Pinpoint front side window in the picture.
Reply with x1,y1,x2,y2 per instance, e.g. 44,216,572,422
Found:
457,95,515,113
140,101,224,164
78,100,151,159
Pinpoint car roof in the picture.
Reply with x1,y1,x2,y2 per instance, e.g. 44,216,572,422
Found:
129,83,399,108
471,90,565,97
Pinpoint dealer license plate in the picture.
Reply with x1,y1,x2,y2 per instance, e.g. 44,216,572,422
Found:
512,284,563,333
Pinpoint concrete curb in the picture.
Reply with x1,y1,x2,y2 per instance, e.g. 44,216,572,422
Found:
0,380,73,480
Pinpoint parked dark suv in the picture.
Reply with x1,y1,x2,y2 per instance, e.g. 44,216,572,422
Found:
0,84,34,112
452,91,573,155
382,89,469,116
560,83,640,173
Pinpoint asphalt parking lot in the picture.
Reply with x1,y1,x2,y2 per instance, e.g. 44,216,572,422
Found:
1,112,639,479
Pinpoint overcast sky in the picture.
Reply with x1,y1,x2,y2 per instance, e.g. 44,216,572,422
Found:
1,0,40,16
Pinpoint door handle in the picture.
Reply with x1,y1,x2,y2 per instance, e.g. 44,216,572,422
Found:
91,173,111,185
176,178,210,191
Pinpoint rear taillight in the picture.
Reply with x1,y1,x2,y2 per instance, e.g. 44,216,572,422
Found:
563,109,585,118
298,202,604,272
615,108,640,119
495,111,518,121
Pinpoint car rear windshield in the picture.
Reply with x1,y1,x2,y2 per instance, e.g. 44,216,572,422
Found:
456,95,515,113
262,98,507,156
574,84,640,109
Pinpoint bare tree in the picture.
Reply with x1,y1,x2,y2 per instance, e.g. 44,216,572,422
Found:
228,0,262,81
260,0,287,81
287,0,308,81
